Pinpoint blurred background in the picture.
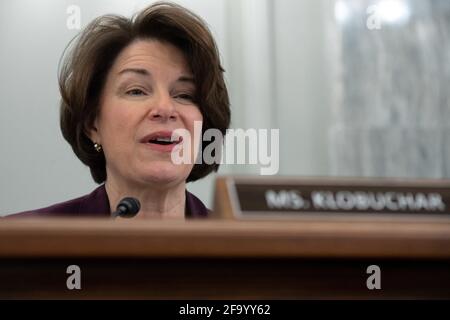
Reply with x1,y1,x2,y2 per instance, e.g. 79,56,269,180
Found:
1,0,449,215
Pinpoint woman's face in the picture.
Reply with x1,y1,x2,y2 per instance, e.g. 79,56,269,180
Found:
90,39,203,188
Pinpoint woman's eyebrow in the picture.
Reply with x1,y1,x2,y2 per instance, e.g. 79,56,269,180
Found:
118,68,194,85
177,76,194,84
118,68,151,77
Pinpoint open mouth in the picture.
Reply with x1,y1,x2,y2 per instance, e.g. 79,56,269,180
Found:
141,131,184,152
147,136,182,146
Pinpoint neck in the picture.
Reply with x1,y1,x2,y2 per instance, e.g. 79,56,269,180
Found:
105,176,186,220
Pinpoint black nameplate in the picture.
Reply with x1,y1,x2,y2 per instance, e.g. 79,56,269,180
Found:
227,178,450,217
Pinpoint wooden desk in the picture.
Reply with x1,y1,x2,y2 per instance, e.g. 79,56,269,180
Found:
0,216,449,299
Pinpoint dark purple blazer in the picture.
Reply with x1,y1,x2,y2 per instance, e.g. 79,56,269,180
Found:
7,185,210,218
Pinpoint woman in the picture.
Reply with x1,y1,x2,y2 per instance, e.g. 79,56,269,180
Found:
11,2,230,219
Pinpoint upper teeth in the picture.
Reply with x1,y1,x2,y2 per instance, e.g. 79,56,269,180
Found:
155,137,172,142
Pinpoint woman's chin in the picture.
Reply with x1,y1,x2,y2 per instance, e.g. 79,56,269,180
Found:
137,163,190,186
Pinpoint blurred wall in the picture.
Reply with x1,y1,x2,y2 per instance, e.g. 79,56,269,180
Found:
329,0,450,179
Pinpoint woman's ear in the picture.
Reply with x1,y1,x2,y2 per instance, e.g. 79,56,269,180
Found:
85,119,101,144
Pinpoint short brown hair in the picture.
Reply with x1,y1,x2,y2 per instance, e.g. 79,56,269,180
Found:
59,2,230,183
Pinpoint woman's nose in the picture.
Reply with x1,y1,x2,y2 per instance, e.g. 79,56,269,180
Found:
147,91,177,122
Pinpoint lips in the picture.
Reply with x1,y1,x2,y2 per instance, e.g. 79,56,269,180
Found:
140,131,183,153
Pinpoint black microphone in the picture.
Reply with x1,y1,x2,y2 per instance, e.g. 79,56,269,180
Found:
112,197,141,219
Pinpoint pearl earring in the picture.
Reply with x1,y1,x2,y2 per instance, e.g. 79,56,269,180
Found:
94,142,102,152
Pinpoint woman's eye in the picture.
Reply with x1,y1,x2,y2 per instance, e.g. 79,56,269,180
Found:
175,93,194,101
126,88,146,96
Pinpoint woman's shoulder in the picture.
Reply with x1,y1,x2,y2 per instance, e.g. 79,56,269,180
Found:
185,190,211,218
5,185,110,218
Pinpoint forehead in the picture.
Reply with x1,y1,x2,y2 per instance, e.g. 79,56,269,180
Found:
112,39,191,75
